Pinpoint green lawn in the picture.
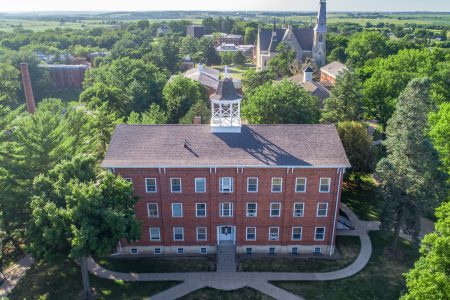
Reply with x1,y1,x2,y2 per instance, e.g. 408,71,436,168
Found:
8,259,180,300
180,287,274,300
213,64,254,80
273,231,419,300
95,255,216,273
341,175,381,221
238,236,360,272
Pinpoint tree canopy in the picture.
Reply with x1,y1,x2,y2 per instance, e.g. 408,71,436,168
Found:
242,80,320,124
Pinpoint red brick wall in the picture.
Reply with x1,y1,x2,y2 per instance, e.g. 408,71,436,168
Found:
320,71,336,85
116,167,343,249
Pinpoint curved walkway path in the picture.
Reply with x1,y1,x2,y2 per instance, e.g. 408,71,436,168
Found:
87,204,379,300
0,255,34,298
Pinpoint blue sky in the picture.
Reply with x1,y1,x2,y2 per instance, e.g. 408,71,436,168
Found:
0,0,449,12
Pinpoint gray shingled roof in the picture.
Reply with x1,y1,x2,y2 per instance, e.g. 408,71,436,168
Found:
210,79,241,101
102,124,350,168
320,61,348,78
259,28,314,52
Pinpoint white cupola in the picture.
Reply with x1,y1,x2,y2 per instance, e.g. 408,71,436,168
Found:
210,78,242,133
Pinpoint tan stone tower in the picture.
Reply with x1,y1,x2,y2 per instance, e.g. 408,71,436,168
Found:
313,0,327,66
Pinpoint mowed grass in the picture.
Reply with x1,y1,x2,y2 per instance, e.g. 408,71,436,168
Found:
273,231,419,300
341,175,381,221
238,236,360,272
95,255,216,273
180,287,274,300
8,259,180,300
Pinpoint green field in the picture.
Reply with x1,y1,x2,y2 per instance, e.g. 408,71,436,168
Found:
0,12,449,32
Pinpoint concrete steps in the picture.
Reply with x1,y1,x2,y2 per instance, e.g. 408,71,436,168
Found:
217,241,236,272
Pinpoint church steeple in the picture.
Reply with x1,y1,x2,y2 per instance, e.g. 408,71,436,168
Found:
313,0,327,66
314,0,327,33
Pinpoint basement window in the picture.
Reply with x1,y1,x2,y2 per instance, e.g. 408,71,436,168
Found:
245,247,253,255
314,247,322,255
268,247,276,255
130,248,138,255
177,248,184,254
200,248,207,254
291,247,299,255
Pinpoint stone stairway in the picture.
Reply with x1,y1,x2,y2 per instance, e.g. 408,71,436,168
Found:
217,240,236,272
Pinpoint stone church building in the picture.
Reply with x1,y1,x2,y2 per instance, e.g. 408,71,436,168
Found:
256,0,327,70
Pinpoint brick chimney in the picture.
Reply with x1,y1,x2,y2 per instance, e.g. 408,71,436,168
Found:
20,63,36,113
193,116,202,124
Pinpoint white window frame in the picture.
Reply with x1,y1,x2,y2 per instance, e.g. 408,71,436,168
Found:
314,247,322,254
269,227,279,241
200,247,207,254
295,177,307,193
319,178,331,193
246,227,256,241
170,178,182,193
130,248,138,254
316,203,329,217
270,202,281,217
292,227,303,241
177,248,184,254
315,227,326,241
219,202,233,217
247,177,258,193
173,227,184,241
147,203,159,218
171,203,183,218
196,227,207,241
293,202,305,217
219,177,234,193
149,227,161,241
195,177,206,193
145,178,157,193
246,203,257,217
271,177,283,193
195,203,206,217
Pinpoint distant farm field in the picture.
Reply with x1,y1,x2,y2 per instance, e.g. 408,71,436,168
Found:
0,12,448,32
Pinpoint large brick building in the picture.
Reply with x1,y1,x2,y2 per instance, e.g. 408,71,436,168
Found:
102,79,350,256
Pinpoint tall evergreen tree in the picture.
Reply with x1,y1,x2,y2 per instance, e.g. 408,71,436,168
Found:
376,78,448,252
321,70,364,123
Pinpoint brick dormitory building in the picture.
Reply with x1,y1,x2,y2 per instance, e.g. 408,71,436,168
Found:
102,79,350,257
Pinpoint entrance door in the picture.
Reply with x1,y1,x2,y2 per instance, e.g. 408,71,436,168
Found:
218,226,235,244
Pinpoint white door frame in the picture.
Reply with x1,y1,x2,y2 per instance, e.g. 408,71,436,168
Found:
217,225,236,245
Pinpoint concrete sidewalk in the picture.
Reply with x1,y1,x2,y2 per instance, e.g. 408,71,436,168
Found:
87,203,376,300
0,255,34,298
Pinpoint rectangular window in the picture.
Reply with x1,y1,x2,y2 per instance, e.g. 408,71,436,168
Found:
291,247,299,255
270,203,281,217
173,227,184,241
147,203,159,218
245,247,253,255
269,227,279,241
177,248,184,254
246,227,256,241
170,178,182,193
219,177,234,193
315,227,326,241
314,247,322,254
195,178,206,193
145,178,157,193
295,177,307,192
130,248,138,254
200,247,207,254
317,203,328,217
247,177,258,193
149,227,161,241
124,178,133,189
319,178,331,193
196,227,207,241
246,203,257,217
154,248,161,254
292,227,303,241
268,247,276,255
271,178,283,193
220,202,233,217
196,203,206,217
172,203,183,218
293,203,304,217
